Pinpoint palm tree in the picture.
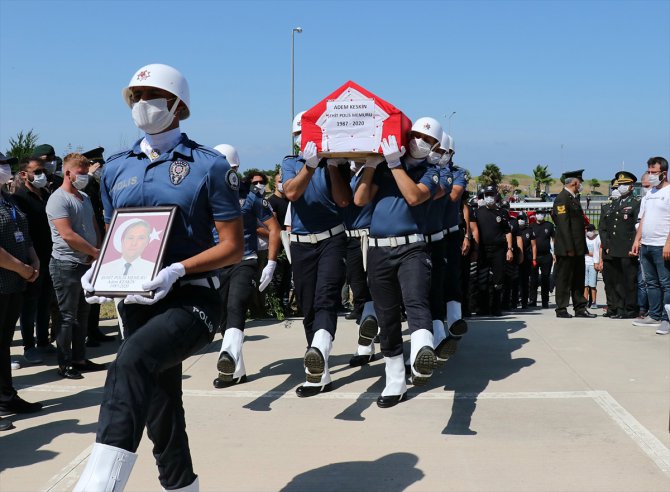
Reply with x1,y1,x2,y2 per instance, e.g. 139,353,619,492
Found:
510,178,520,189
589,178,600,194
533,165,553,197
477,163,503,187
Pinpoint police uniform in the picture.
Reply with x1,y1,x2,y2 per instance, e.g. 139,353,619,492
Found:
606,172,640,318
281,156,347,397
214,185,275,387
516,216,536,308
97,133,241,489
502,209,521,310
529,214,554,307
598,180,619,316
552,170,589,317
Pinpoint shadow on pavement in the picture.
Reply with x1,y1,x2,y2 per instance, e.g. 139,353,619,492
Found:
279,452,423,492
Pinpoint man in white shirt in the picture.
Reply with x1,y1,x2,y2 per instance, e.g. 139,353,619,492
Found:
632,156,670,334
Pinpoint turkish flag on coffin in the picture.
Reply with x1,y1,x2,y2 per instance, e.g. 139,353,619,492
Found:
301,80,412,159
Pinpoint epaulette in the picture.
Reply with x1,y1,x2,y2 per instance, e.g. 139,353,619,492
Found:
105,149,133,163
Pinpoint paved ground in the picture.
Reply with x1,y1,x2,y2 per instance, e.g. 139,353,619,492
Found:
1,299,669,492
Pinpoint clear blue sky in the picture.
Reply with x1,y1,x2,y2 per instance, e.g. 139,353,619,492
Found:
1,0,668,181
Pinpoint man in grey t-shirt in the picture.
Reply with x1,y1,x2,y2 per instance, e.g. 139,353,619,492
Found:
46,153,105,379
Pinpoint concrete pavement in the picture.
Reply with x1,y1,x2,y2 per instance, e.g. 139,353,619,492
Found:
1,304,669,491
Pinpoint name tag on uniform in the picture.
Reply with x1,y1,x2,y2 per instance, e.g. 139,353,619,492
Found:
14,231,25,243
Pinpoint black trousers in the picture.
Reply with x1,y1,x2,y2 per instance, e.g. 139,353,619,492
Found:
530,254,552,306
345,236,371,318
272,255,292,307
477,244,506,314
601,257,619,313
427,238,446,321
443,232,463,303
290,233,346,346
610,256,639,316
97,284,221,489
0,292,22,402
554,255,587,312
367,242,432,358
518,258,532,308
219,259,258,331
20,261,52,349
502,255,520,309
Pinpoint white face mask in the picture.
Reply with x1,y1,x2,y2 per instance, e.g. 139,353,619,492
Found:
44,160,57,174
484,196,495,207
0,164,12,184
648,172,664,187
293,134,301,149
477,199,485,207
427,151,442,165
611,189,621,200
439,153,452,167
536,213,545,222
518,220,526,227
408,137,433,159
131,98,179,135
72,173,90,190
587,231,596,239
577,183,584,193
277,182,284,193
618,184,631,195
254,184,266,194
92,168,103,180
31,172,48,188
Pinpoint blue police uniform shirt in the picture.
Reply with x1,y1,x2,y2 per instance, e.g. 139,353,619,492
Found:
369,161,440,238
241,191,274,257
281,157,342,235
443,166,468,229
341,173,373,230
101,134,241,266
423,166,454,234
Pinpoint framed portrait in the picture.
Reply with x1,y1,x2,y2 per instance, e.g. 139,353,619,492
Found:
90,206,177,297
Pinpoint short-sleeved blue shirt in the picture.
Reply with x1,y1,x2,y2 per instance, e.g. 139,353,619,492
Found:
341,173,373,230
281,157,342,235
443,166,468,229
241,191,274,257
423,166,454,234
369,161,440,237
101,134,241,266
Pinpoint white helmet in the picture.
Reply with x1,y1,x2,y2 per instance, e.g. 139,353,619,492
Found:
440,132,454,152
411,117,443,143
122,64,191,120
292,111,306,135
214,144,240,168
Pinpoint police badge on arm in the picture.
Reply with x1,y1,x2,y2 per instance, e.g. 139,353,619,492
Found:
89,207,177,297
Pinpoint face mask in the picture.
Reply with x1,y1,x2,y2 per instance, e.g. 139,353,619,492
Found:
640,187,649,197
31,172,48,188
618,184,630,195
131,98,179,135
408,137,433,159
518,220,526,227
484,196,495,207
611,189,621,200
536,213,545,222
439,153,452,167
427,151,442,165
293,134,301,149
72,173,90,190
577,183,584,193
648,172,664,187
0,164,12,184
44,160,57,174
92,168,103,180
277,182,284,193
477,199,485,207
254,184,266,194
587,231,596,239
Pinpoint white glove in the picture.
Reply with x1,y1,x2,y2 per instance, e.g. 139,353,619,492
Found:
381,135,405,169
301,141,320,168
364,155,385,169
327,158,347,167
81,262,113,304
258,260,277,292
124,262,185,305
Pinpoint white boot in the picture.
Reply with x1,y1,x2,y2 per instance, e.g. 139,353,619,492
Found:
356,343,374,356
73,442,137,492
164,477,199,491
217,328,245,382
377,355,407,408
410,329,436,386
446,301,462,329
304,329,332,385
358,301,379,346
432,319,447,348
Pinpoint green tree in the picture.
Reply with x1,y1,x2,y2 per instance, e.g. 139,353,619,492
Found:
477,163,503,187
510,178,520,189
6,130,39,169
589,178,600,193
532,164,554,197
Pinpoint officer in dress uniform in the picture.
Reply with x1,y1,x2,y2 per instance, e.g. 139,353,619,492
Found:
552,169,595,318
501,200,523,310
281,132,352,397
529,209,554,308
355,117,442,408
212,146,280,388
516,213,537,309
473,186,513,316
598,180,621,317
606,171,640,318
76,64,243,492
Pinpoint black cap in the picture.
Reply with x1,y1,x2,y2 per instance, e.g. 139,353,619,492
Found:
0,152,18,166
560,169,584,183
517,212,527,220
82,147,105,164
31,144,55,158
610,177,618,186
483,185,497,195
614,171,636,184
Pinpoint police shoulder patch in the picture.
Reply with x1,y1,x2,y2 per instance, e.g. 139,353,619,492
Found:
169,160,190,185
496,216,502,223
447,177,453,184
432,175,439,184
226,169,239,191
556,205,566,214
262,198,270,209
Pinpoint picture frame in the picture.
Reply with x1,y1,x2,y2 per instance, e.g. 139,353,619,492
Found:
90,206,177,297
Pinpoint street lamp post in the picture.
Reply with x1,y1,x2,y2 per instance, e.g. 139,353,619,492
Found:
291,27,303,153
445,111,456,134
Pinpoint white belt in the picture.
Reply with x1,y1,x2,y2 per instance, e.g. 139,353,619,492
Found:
369,234,425,248
425,231,445,243
179,277,221,289
443,225,460,235
346,228,369,238
290,224,345,244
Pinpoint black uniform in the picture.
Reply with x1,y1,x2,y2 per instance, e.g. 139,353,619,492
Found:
517,224,535,308
502,213,520,309
474,205,511,315
607,193,640,317
268,193,292,311
530,219,554,307
598,201,620,316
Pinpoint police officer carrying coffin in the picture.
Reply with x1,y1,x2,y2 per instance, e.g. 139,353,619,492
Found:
355,117,443,408
552,169,595,318
606,171,640,318
598,179,621,317
76,64,243,492
474,185,513,316
212,145,280,388
281,130,352,397
529,209,554,308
